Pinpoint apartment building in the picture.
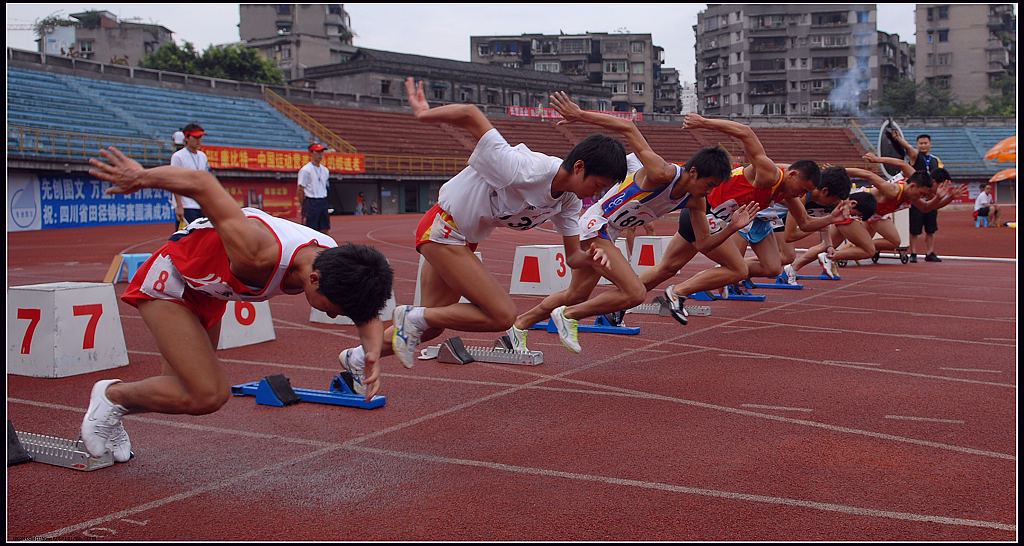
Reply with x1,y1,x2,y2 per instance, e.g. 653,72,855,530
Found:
37,10,173,66
694,4,881,116
915,4,1016,108
470,32,679,114
239,3,356,81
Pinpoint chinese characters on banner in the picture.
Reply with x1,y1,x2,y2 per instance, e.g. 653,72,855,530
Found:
38,175,174,229
202,144,365,173
506,106,643,122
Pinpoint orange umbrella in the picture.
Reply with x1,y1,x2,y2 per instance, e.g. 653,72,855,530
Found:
984,135,1016,162
989,168,1016,182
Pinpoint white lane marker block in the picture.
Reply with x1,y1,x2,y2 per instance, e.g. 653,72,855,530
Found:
218,300,276,350
509,245,571,295
310,291,397,325
7,282,129,377
629,236,674,276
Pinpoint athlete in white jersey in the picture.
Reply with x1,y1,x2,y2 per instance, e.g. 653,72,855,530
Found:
506,94,757,352
338,78,632,395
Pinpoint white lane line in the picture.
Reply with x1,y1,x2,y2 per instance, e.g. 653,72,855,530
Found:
741,404,814,413
939,367,1003,374
885,415,966,425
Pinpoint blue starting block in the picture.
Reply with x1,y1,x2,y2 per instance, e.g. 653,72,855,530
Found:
746,276,803,290
530,314,640,335
796,270,840,281
231,373,385,409
688,283,766,302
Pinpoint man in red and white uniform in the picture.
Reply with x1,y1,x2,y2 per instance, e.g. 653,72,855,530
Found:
80,147,393,463
638,114,852,324
505,100,756,352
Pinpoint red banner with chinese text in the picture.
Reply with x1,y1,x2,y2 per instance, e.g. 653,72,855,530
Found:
507,106,642,122
202,145,365,173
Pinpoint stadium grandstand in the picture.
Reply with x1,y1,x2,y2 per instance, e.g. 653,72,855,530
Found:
7,47,1015,229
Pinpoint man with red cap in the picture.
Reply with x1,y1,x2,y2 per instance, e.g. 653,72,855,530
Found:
170,123,209,226
298,142,331,233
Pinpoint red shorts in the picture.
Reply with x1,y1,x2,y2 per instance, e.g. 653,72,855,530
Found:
120,247,229,331
415,204,478,252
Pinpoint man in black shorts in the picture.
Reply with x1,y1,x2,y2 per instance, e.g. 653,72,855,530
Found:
893,132,944,262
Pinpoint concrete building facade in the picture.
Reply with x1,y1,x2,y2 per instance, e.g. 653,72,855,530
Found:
915,3,1016,109
469,32,679,114
694,4,882,117
37,10,173,66
239,3,356,81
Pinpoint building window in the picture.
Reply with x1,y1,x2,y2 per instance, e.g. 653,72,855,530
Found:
604,60,627,73
328,4,343,15
535,61,560,73
938,6,949,19
560,38,589,54
608,82,627,94
79,40,93,53
432,87,446,101
277,23,291,35
632,82,645,95
630,41,645,54
632,62,644,75
478,44,490,56
277,4,291,14
938,29,949,42
380,80,391,95
511,93,521,106
486,90,499,105
705,95,719,107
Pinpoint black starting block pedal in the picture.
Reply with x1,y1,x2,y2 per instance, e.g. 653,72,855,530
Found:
261,374,302,406
7,420,32,467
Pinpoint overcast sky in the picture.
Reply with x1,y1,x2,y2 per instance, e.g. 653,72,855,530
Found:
6,3,920,83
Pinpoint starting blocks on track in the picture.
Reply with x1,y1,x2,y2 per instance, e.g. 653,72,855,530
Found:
745,277,803,290
7,421,116,471
418,336,544,366
625,296,711,318
230,373,385,409
689,283,766,302
796,271,841,281
530,315,641,335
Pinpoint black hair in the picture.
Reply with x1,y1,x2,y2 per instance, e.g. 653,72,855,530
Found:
182,122,205,133
818,166,852,199
929,167,951,183
907,169,934,188
849,191,878,219
313,243,393,324
788,159,822,188
561,133,627,182
683,146,732,186
916,134,932,142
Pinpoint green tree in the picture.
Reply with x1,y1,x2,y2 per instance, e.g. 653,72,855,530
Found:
872,80,955,117
140,42,284,85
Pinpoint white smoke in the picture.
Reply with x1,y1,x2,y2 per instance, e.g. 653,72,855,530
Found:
828,64,870,117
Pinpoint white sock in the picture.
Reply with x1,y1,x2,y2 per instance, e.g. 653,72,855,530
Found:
407,306,429,329
349,346,366,366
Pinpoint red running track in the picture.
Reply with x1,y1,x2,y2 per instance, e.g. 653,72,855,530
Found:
6,208,1017,541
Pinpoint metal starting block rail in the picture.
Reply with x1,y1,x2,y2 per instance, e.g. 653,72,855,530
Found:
530,315,641,335
418,336,544,366
626,296,712,317
231,373,385,409
796,270,841,281
12,429,115,471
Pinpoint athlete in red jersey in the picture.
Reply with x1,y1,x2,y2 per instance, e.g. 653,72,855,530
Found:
80,147,393,463
637,114,852,324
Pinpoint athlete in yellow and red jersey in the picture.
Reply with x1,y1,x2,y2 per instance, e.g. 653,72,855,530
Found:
636,114,852,324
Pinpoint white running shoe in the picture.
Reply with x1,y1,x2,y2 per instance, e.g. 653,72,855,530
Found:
550,305,581,353
663,285,689,325
392,305,424,369
339,348,366,395
506,324,529,352
784,264,798,285
81,379,132,462
817,252,838,279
